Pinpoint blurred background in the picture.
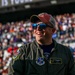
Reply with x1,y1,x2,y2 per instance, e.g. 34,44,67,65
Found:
0,0,75,75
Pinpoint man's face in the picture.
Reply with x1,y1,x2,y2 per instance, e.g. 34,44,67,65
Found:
32,22,55,44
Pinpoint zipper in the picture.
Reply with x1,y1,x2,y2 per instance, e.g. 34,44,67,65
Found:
44,48,55,75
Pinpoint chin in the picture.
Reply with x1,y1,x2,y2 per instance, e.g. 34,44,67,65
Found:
37,37,45,42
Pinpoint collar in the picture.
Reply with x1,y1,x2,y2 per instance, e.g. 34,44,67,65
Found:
33,39,57,51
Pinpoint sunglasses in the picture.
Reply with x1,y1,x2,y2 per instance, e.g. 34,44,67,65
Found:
32,23,52,30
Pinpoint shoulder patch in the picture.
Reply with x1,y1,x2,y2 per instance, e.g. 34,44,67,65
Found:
12,48,21,60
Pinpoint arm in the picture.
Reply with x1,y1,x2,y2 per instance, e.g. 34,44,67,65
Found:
68,48,75,75
8,46,25,75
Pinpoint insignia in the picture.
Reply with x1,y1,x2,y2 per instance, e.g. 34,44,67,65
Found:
12,49,20,60
36,57,45,66
12,55,17,59
50,57,62,64
17,49,20,54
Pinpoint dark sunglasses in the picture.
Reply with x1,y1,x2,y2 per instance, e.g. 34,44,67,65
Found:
32,23,52,30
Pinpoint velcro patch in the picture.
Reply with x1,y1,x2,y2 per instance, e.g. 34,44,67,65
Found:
49,57,62,64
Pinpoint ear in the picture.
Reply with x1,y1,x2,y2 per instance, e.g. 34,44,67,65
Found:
52,28,56,33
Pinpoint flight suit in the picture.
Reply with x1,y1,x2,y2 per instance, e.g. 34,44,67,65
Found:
8,40,75,75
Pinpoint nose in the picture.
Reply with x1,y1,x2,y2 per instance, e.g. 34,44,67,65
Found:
36,25,40,30
36,25,43,31
37,26,43,31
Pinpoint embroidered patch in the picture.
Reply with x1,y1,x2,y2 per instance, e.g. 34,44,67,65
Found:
36,57,45,66
12,49,20,60
49,57,62,64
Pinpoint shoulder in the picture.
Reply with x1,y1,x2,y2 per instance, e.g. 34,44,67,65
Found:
56,43,70,51
54,40,69,51
53,39,70,52
19,41,36,52
56,43,73,57
22,41,35,48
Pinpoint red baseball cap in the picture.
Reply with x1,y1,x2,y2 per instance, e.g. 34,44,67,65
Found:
30,13,56,28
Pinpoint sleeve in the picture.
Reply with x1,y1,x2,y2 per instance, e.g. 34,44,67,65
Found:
8,45,25,75
68,48,75,75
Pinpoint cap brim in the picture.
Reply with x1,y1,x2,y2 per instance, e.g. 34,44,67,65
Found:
30,15,41,23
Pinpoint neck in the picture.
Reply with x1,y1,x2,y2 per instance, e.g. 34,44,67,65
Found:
37,39,53,45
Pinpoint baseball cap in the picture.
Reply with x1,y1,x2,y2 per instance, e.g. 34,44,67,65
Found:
30,13,56,28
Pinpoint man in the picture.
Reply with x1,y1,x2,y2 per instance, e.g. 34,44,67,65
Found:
8,13,75,75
